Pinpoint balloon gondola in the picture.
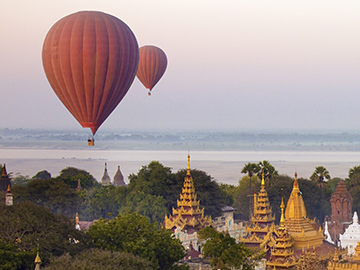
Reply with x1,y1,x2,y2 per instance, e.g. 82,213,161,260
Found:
136,45,167,95
42,11,139,145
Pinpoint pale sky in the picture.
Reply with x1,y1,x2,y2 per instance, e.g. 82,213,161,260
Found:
1,1,360,134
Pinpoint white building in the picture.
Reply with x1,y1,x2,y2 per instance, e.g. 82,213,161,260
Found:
340,212,360,255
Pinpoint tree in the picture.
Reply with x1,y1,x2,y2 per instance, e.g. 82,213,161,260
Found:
199,227,255,270
128,161,179,214
257,160,278,188
32,170,51,180
232,175,260,220
0,239,36,270
241,163,260,218
120,192,167,224
87,211,186,270
43,249,153,270
0,202,91,266
310,166,330,188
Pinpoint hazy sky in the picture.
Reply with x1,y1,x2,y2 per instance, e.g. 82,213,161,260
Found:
1,1,360,134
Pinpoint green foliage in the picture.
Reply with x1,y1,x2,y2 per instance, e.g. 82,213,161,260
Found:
33,170,51,180
199,227,255,270
0,239,36,270
0,202,91,266
11,173,31,186
232,175,260,219
257,160,278,188
43,249,153,270
120,192,167,224
310,166,331,188
13,178,79,216
87,211,186,270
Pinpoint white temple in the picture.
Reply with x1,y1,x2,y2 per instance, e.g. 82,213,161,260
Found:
340,212,360,255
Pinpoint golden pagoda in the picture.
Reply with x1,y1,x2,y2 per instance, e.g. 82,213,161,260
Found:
284,173,324,249
266,197,297,269
164,155,212,233
239,172,275,247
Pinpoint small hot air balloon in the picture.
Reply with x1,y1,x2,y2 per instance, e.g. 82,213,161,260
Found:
42,11,139,145
136,45,167,95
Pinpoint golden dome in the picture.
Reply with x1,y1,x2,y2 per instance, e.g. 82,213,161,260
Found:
285,172,307,220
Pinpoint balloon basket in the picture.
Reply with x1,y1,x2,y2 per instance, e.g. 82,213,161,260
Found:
88,137,95,146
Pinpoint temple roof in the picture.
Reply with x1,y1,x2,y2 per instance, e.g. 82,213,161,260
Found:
101,163,111,185
165,155,212,232
285,172,307,220
113,166,126,187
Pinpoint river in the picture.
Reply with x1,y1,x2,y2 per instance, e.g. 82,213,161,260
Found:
0,148,359,185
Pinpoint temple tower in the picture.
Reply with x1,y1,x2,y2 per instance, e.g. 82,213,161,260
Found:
164,155,212,234
284,173,324,249
0,165,11,192
5,185,13,206
327,179,352,245
239,172,275,247
101,163,111,185
266,197,297,269
113,166,126,187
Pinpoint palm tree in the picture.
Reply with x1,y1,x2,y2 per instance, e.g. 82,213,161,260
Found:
310,166,330,189
257,160,278,189
310,166,330,223
241,162,260,219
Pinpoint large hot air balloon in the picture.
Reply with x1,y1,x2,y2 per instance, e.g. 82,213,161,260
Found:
42,11,139,141
136,45,167,95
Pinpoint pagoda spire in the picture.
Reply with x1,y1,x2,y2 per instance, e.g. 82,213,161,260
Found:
261,171,265,189
164,155,212,232
280,195,285,229
34,246,41,270
2,164,7,176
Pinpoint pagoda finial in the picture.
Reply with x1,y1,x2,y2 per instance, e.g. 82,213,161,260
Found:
261,171,265,189
6,184,11,193
280,193,285,229
34,245,41,270
293,172,299,191
187,154,190,175
2,164,7,176
76,212,79,225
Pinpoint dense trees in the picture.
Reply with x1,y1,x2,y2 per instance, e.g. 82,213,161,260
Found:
87,212,186,270
199,227,255,270
0,202,91,268
43,249,154,270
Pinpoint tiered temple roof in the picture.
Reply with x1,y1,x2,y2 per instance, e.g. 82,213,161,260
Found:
164,155,212,234
284,173,325,249
239,172,275,247
0,164,11,192
266,197,297,269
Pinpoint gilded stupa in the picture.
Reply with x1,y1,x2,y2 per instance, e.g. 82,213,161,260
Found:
284,172,324,249
266,197,297,269
164,155,212,234
239,172,275,247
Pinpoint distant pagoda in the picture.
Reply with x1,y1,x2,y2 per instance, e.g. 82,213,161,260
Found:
239,172,275,247
266,197,297,269
113,166,126,187
0,164,11,192
101,163,111,185
284,173,324,249
164,155,212,234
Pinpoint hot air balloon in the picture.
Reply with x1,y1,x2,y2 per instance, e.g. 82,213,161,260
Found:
42,11,139,145
136,45,167,95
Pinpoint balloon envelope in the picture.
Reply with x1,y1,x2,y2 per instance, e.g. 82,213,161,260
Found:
136,45,167,93
42,11,139,135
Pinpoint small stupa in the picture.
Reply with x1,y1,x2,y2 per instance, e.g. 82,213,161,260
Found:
340,212,360,255
113,166,126,187
5,185,13,206
101,163,111,185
